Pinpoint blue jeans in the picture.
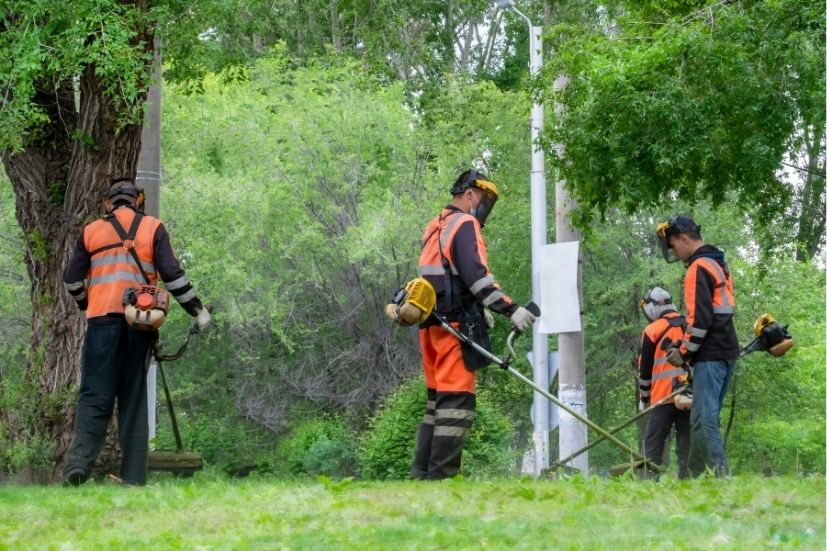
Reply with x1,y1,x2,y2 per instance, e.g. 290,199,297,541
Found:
688,359,736,477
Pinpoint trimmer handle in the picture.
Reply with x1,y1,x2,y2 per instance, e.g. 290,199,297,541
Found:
503,301,541,367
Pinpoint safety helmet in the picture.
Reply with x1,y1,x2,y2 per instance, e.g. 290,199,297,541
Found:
655,215,701,263
107,178,144,210
640,286,677,322
451,169,500,227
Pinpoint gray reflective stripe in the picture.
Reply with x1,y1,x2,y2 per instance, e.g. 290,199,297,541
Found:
713,306,735,314
470,275,495,295
419,265,445,276
73,290,87,301
90,253,155,274
436,408,476,421
653,357,669,366
481,290,505,307
652,367,685,381
89,272,144,286
422,414,435,425
638,377,651,385
439,214,467,251
639,389,650,397
165,275,190,291
433,426,470,438
64,281,85,291
426,400,436,410
688,326,708,337
685,341,701,352
175,288,197,303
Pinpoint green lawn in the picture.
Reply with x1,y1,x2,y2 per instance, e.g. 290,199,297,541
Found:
1,474,823,550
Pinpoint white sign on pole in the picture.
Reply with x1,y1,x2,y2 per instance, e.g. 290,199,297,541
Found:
537,241,581,334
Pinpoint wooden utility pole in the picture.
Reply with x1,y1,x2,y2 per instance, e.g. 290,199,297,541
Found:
552,73,589,476
136,37,162,440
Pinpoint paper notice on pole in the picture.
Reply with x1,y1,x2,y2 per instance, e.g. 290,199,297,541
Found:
537,241,581,334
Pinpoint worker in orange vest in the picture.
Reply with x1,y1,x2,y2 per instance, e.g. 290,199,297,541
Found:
637,286,690,479
412,169,536,479
657,216,739,477
61,179,210,486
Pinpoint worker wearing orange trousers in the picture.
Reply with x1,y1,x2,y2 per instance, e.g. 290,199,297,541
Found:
412,169,536,480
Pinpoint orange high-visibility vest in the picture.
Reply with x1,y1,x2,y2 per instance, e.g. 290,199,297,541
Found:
643,312,686,404
83,208,161,318
682,257,735,354
418,209,490,315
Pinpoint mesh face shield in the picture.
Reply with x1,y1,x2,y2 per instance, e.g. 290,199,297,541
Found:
471,179,499,227
656,222,678,263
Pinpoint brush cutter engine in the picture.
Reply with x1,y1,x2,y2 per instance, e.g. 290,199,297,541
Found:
123,286,169,331
754,314,794,357
385,277,437,326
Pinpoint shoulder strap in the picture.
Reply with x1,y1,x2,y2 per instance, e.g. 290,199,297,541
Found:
437,212,453,311
106,212,150,285
655,314,686,346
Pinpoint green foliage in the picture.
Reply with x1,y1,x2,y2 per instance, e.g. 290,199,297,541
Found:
541,0,825,231
730,418,825,476
359,375,516,480
272,416,357,478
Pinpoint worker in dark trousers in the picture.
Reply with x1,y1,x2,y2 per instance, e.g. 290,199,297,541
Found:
637,286,690,479
62,179,211,486
657,216,739,477
412,169,536,480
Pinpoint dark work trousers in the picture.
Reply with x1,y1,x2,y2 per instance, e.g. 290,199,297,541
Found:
63,316,153,485
411,390,476,480
644,402,691,479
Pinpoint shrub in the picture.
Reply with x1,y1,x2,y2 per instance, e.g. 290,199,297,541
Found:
359,375,516,480
729,417,825,475
273,416,358,478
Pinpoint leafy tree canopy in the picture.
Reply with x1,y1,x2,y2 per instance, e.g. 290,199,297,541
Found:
540,0,825,231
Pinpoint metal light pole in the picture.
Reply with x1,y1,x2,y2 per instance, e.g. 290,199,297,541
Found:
495,0,549,476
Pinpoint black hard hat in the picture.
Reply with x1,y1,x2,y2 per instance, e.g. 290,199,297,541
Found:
450,169,500,227
107,178,139,204
657,216,701,239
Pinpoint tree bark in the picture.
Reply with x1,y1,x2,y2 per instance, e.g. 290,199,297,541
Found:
794,125,826,262
2,57,151,482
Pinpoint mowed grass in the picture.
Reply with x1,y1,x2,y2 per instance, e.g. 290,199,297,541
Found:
0,473,823,550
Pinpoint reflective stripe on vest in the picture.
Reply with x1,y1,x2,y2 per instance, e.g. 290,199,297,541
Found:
83,209,160,318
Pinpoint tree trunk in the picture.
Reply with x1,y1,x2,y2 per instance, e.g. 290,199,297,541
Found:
794,125,826,262
1,59,151,482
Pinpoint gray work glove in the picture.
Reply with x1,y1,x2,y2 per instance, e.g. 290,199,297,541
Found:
510,306,537,332
483,308,495,329
195,307,212,332
638,400,648,412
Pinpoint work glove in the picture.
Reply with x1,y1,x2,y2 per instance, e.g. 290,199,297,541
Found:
194,307,212,332
483,308,495,329
665,346,685,367
638,400,649,412
510,306,537,332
